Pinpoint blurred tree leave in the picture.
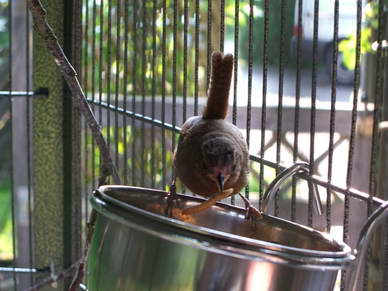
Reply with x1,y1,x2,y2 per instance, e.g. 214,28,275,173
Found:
339,2,380,70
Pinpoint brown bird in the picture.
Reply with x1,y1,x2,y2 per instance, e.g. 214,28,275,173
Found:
169,52,249,215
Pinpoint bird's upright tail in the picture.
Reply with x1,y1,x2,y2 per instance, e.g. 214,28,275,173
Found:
202,52,234,120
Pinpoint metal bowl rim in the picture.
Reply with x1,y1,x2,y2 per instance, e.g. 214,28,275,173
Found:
93,185,354,264
91,195,354,270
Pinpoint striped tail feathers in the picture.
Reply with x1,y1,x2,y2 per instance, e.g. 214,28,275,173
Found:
202,52,234,120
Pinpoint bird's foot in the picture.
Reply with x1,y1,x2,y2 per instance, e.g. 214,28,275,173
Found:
165,184,179,217
239,194,262,229
182,188,234,215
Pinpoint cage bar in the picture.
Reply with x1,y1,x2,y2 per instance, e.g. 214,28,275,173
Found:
326,0,340,234
259,0,270,208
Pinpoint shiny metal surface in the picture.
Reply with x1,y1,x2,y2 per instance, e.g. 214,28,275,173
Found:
261,162,323,216
349,200,388,291
87,185,355,291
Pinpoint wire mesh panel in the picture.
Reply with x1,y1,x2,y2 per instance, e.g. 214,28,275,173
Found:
79,0,388,290
67,0,387,290
0,0,39,290
0,0,83,290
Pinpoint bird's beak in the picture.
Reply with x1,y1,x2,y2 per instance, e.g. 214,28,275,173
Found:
217,173,224,192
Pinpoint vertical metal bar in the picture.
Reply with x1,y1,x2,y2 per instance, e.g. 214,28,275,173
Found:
80,0,86,256
220,0,225,53
151,0,157,188
63,0,83,281
308,0,320,227
245,0,254,199
384,207,388,290
232,0,239,126
107,0,112,153
259,0,270,207
327,0,339,234
26,2,33,287
363,198,373,291
115,0,121,181
231,0,239,205
275,0,287,217
97,0,104,193
207,0,212,89
11,0,36,283
292,0,304,222
8,0,17,288
161,0,167,188
83,0,90,221
345,0,363,249
172,0,177,160
141,0,147,186
83,117,88,231
80,0,84,224
369,0,385,202
343,1,362,287
98,0,103,130
123,0,129,185
367,1,386,290
182,0,188,122
131,0,137,186
382,12,388,290
194,0,199,116
91,0,97,189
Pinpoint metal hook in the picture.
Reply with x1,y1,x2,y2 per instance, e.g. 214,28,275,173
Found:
260,162,323,216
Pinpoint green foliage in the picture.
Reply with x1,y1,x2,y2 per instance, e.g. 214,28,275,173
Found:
338,2,380,70
82,0,209,99
0,178,13,261
0,2,10,178
82,0,298,100
0,1,12,261
0,1,9,53
83,125,176,191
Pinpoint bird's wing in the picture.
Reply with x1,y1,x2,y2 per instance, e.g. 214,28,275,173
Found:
174,116,200,160
180,116,201,137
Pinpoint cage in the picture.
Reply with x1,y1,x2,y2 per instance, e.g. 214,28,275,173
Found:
0,0,387,290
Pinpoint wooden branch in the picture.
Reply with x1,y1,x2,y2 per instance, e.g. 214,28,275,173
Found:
27,0,121,185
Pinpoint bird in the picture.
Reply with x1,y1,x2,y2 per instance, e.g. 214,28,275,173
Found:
168,51,249,215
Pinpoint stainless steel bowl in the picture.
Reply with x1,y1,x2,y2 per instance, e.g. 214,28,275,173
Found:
87,185,355,291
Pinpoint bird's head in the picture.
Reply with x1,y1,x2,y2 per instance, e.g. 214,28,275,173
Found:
201,137,237,192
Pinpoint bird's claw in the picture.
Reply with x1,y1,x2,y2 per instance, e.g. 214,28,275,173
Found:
239,194,263,222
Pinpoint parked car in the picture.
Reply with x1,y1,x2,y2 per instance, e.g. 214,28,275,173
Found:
290,0,365,85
